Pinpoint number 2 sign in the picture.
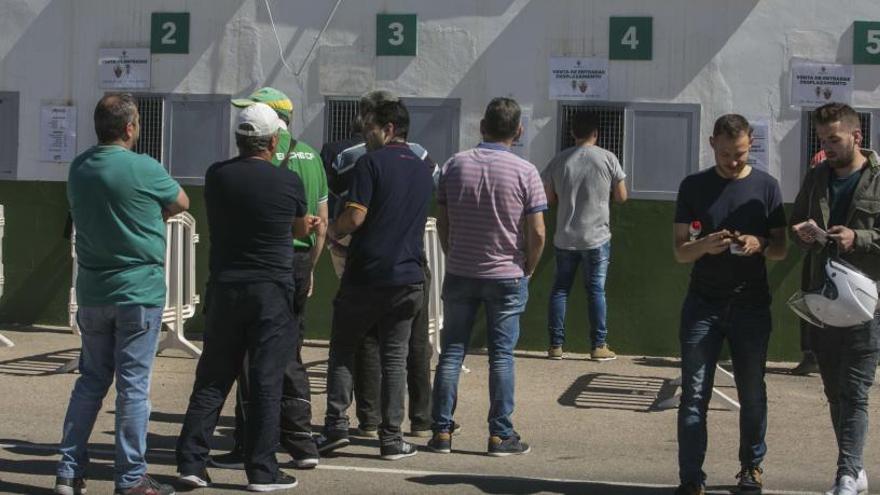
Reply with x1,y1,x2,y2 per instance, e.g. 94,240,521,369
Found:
377,14,417,56
609,17,652,61
854,21,880,65
151,13,190,54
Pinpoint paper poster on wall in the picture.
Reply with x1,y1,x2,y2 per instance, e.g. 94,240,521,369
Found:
40,105,77,162
549,57,609,101
98,48,151,89
511,113,531,159
746,118,770,172
790,60,853,107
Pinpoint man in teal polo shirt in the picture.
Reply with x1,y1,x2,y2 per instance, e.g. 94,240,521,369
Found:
210,87,327,469
56,93,189,495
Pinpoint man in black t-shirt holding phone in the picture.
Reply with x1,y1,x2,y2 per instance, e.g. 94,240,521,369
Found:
671,114,787,495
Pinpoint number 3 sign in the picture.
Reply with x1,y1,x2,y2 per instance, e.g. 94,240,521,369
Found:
854,21,880,65
151,13,190,54
377,14,417,56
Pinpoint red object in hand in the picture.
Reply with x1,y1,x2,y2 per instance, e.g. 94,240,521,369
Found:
689,221,702,241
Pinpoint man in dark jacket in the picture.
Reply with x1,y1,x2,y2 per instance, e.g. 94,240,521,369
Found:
790,102,880,495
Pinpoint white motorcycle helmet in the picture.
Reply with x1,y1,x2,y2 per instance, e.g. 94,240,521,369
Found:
788,257,878,328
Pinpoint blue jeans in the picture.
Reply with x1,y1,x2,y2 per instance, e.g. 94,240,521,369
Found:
431,273,528,438
677,292,771,485
57,305,163,489
547,242,610,349
811,316,880,479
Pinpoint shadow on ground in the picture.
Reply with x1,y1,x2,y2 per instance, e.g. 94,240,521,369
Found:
407,473,674,494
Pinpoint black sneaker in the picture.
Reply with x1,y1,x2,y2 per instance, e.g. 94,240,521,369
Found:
426,432,451,454
208,449,244,470
315,431,350,454
736,465,763,493
487,433,531,457
380,439,418,460
246,471,298,492
178,469,211,488
674,482,705,495
54,476,87,495
114,475,175,495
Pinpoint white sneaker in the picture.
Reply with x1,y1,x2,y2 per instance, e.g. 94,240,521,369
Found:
178,472,211,488
826,470,868,495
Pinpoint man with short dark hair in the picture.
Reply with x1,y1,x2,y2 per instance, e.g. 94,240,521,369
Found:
57,93,189,495
320,89,438,439
427,97,546,457
317,100,434,460
176,103,320,492
672,114,787,495
542,110,627,361
790,102,880,495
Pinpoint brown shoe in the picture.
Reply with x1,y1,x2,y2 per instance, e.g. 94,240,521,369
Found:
736,465,763,493
590,344,617,361
547,346,563,360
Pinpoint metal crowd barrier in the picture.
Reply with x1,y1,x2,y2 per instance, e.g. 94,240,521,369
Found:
59,212,201,372
0,205,11,348
424,217,445,355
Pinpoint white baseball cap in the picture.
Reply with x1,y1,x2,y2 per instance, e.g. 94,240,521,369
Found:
235,102,286,137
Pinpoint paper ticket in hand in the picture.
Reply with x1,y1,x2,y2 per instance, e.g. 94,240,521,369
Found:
793,221,828,244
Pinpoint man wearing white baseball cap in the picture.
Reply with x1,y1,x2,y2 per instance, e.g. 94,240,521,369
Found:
176,102,321,492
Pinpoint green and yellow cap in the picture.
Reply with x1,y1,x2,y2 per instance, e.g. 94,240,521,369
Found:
231,87,293,121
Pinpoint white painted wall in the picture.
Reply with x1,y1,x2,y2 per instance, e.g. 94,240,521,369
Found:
1,0,879,200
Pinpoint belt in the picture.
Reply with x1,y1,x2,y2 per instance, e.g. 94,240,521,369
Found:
293,246,312,253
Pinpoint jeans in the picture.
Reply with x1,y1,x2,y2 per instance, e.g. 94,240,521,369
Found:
324,282,424,446
176,281,296,484
57,304,164,489
547,242,611,349
677,291,771,485
811,316,880,478
355,265,433,431
432,273,529,438
231,252,317,460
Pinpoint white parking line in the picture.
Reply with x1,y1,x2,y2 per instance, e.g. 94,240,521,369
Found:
0,441,814,495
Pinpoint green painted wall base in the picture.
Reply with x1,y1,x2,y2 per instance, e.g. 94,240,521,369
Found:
0,182,805,360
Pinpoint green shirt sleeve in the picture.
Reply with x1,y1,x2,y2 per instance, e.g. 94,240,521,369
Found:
139,155,181,206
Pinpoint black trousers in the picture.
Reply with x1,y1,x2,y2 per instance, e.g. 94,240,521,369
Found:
176,281,296,483
231,252,317,459
355,266,433,431
325,282,424,445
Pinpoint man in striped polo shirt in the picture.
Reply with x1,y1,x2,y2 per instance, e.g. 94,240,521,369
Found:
427,97,547,456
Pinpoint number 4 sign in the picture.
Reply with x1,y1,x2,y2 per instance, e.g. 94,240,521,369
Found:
854,21,880,64
609,17,652,61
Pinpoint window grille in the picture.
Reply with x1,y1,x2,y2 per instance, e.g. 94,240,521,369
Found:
133,96,164,161
324,97,360,143
558,104,625,162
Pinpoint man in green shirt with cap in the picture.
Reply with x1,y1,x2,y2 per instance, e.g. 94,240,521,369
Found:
210,87,328,469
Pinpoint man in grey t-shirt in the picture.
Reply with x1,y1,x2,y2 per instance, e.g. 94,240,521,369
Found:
541,111,627,361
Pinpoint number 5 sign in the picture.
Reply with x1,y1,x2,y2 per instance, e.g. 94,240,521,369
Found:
854,21,880,64
609,17,652,61
151,13,190,54
377,14,417,56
